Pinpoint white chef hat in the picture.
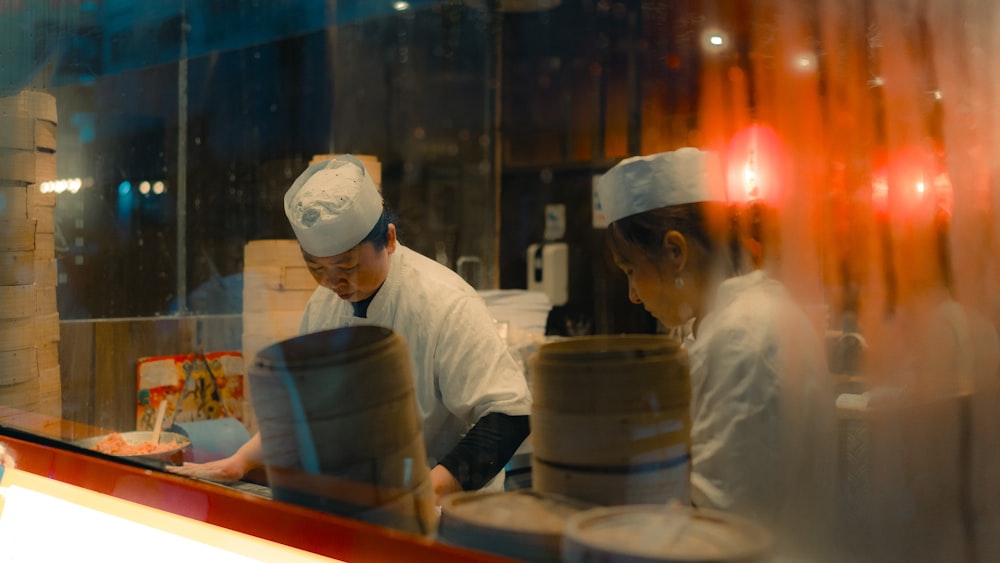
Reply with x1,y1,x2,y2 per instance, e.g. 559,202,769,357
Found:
596,148,726,224
284,154,384,257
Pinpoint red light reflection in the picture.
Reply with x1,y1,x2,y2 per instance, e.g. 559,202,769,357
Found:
725,124,786,205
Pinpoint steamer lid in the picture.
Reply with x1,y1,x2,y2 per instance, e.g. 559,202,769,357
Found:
563,504,772,562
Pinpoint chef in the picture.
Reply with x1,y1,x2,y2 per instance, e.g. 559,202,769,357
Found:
596,148,836,560
171,154,532,501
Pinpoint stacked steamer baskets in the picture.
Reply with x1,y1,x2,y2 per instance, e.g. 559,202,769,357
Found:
242,238,319,436
438,335,691,562
248,325,437,537
529,335,692,506
525,335,773,562
0,89,61,428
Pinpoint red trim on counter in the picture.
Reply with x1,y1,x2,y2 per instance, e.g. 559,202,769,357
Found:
0,432,511,563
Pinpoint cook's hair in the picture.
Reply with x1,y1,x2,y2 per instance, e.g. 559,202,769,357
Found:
360,205,397,250
606,202,743,276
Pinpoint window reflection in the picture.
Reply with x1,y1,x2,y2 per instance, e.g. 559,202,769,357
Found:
2,1,1000,561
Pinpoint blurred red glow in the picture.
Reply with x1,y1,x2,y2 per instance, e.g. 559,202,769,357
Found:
725,124,786,204
875,146,953,221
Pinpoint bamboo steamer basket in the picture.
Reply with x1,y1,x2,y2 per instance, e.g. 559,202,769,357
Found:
533,455,690,507
0,317,34,351
529,335,691,506
0,314,58,352
34,257,57,286
0,116,56,152
531,406,689,467
439,490,593,562
34,232,55,258
0,251,34,285
249,325,434,535
0,219,37,252
0,186,28,219
0,376,39,412
353,477,437,534
0,348,36,386
0,89,58,124
264,467,437,535
562,505,773,563
0,347,39,411
0,283,37,319
36,341,59,370
529,335,689,413
35,283,56,314
0,150,55,184
0,89,59,419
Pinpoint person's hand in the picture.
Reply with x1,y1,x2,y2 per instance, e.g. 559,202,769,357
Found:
0,441,16,469
166,457,248,483
166,433,262,483
430,465,462,505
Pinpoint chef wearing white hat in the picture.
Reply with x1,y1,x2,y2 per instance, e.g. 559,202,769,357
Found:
597,148,836,560
172,154,532,501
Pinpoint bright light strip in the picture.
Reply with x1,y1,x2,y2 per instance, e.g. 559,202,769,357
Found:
39,178,83,194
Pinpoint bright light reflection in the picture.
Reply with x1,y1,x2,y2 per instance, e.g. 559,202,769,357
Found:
39,178,83,194
152,181,165,195
743,161,759,199
709,34,724,46
139,181,151,195
393,1,410,11
118,181,131,196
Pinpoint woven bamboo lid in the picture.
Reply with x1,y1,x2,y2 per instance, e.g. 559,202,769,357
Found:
563,504,772,562
440,490,593,562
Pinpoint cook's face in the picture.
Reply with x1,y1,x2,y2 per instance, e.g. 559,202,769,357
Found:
614,249,684,326
303,240,391,302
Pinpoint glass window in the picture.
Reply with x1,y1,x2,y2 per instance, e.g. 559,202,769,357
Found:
2,1,999,561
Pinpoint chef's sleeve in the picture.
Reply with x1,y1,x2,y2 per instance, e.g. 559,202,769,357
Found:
433,295,532,423
438,412,530,490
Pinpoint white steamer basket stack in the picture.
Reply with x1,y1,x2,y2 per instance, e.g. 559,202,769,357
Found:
0,89,61,426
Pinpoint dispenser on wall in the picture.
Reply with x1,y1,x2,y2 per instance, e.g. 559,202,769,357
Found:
527,204,568,306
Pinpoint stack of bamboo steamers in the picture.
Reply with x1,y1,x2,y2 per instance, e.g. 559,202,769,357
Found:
0,89,62,428
439,335,773,561
440,335,699,562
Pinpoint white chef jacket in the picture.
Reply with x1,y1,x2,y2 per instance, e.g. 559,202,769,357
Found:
299,244,533,474
685,270,836,556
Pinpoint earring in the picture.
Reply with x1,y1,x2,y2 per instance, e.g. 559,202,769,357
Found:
674,276,684,289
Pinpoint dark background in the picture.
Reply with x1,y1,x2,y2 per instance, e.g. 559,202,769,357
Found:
5,0,738,335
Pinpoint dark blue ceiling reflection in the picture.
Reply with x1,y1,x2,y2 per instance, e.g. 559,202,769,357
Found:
1,0,444,96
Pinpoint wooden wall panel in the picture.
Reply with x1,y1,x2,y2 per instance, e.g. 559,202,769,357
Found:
59,316,243,434
58,320,96,430
93,321,139,431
